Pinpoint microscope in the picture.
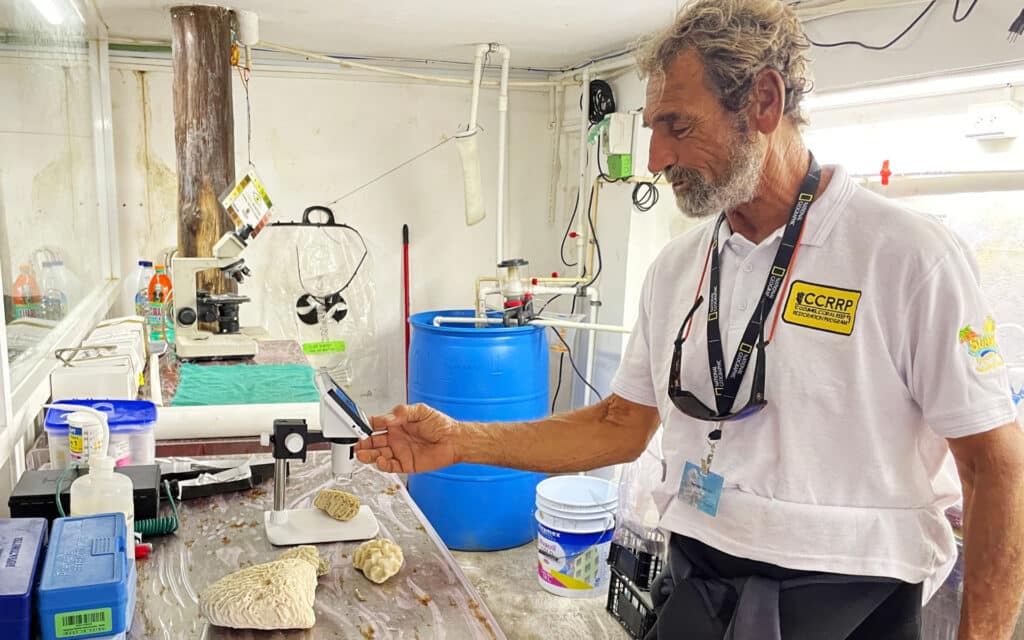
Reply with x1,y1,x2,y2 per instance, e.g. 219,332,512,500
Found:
171,226,260,360
260,369,381,546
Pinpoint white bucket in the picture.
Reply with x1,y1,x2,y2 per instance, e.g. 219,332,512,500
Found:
535,476,617,598
536,475,617,512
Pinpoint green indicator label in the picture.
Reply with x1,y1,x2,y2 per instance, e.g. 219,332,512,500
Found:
56,608,113,637
302,341,346,354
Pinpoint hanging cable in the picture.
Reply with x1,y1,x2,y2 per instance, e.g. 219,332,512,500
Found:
559,188,581,267
1009,8,1024,42
584,79,617,126
807,0,938,50
325,134,456,206
952,0,979,22
632,176,661,213
551,327,602,402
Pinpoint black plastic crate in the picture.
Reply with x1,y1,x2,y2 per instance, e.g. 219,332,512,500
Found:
607,568,658,639
608,529,664,591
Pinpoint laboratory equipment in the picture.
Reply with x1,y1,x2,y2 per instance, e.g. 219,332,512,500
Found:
260,369,379,545
171,226,260,359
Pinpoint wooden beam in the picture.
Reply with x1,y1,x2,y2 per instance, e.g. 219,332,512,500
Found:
171,5,236,297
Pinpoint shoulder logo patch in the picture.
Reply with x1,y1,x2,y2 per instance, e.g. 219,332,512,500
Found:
959,317,1004,373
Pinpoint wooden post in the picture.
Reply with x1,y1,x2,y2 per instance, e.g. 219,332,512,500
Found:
171,5,236,297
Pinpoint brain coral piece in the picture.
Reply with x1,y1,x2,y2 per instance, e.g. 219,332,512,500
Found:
278,545,330,576
352,538,404,584
314,489,361,521
199,558,317,630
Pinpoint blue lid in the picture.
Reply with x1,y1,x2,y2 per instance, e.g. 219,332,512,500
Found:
45,400,157,435
137,260,152,267
39,514,127,603
0,518,48,621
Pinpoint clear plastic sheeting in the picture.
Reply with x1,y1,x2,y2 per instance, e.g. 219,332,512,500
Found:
131,452,504,639
612,430,668,558
262,216,386,410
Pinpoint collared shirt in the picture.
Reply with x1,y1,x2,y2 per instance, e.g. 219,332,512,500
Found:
611,165,1015,598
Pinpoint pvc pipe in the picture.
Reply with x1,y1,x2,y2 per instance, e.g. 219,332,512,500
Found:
576,68,591,277
583,300,600,406
155,403,320,440
532,318,630,334
433,316,504,327
258,41,571,88
496,45,511,264
468,44,487,129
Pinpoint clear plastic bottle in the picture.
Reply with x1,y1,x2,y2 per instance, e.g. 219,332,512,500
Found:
70,454,135,559
131,260,154,318
39,261,68,321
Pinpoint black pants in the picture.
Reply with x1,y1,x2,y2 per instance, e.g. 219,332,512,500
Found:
648,535,923,640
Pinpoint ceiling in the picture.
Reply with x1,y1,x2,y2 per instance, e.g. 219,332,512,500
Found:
94,0,681,69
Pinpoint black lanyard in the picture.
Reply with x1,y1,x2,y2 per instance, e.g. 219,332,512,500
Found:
705,154,821,415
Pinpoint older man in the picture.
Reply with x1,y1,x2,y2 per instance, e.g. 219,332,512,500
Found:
356,1,1024,637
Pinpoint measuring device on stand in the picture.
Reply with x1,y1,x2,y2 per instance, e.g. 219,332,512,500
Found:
260,370,380,545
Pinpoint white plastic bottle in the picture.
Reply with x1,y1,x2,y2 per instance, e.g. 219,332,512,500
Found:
70,454,135,559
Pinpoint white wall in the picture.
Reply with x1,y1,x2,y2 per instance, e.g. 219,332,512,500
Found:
109,58,555,414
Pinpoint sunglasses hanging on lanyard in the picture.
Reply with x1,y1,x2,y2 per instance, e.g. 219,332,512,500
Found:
670,153,822,516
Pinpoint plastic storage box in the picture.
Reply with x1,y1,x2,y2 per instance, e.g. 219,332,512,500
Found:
45,400,157,470
38,514,135,640
0,518,49,640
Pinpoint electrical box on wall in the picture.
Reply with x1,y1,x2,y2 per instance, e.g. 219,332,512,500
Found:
601,113,634,155
965,101,1023,140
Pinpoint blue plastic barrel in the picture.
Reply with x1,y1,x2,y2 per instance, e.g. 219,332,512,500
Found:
407,309,548,551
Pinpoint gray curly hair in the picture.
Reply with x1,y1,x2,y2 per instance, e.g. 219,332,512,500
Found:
638,0,812,126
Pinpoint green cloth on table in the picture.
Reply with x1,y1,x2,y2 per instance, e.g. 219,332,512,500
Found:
171,364,320,406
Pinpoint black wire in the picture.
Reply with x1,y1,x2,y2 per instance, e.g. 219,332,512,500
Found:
584,80,617,126
807,0,938,50
952,0,979,22
585,185,603,287
551,327,603,402
535,294,562,318
551,295,578,413
559,188,581,267
295,224,368,305
596,136,627,183
632,177,661,213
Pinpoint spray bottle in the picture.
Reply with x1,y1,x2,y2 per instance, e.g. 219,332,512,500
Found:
47,404,135,558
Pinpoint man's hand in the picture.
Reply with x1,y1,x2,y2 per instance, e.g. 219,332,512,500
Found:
354,403,461,473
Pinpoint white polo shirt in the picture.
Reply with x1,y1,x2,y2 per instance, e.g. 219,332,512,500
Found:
611,165,1015,596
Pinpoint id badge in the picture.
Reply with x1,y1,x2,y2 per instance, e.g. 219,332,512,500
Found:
679,461,724,517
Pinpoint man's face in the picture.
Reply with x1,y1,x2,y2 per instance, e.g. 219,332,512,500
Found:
643,49,764,218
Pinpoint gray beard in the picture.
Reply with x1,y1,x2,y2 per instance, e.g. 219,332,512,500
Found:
668,133,764,219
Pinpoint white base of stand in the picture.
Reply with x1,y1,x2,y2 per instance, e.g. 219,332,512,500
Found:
264,505,379,546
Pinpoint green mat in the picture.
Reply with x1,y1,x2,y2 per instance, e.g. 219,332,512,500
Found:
171,364,320,406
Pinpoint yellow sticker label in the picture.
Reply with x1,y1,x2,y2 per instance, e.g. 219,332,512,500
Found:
782,281,861,336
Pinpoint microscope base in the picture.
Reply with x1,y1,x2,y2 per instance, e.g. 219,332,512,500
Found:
176,332,259,360
264,505,379,546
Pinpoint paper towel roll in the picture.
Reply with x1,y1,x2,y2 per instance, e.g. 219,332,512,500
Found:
456,132,486,226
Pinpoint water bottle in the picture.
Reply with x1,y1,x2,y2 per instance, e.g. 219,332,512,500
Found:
148,265,173,342
40,261,68,321
12,265,40,319
131,260,154,318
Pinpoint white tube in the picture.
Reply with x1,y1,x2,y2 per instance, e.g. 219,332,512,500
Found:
155,403,320,440
532,318,630,334
235,9,259,46
576,68,591,277
583,300,600,406
496,45,511,264
469,44,487,129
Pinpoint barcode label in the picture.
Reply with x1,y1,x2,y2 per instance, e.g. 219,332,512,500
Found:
55,608,112,637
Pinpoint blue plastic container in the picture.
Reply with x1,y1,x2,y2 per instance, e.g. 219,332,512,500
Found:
38,514,134,640
407,309,549,551
44,400,157,469
0,518,48,640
